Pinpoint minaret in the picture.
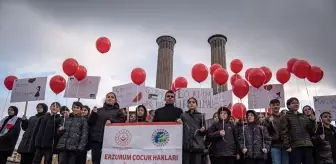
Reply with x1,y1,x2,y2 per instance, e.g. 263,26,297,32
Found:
155,35,176,90
208,34,228,94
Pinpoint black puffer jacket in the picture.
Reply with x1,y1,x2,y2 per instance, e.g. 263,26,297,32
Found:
0,117,21,154
88,103,125,142
238,110,272,160
18,113,46,154
264,113,282,148
180,110,206,153
312,123,336,164
35,113,62,152
207,107,239,157
57,114,89,151
280,110,316,149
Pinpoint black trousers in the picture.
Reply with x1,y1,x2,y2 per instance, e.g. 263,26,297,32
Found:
59,151,77,164
289,147,314,164
91,142,103,164
32,148,53,164
20,153,35,164
76,151,88,164
214,156,235,164
182,151,203,164
0,151,11,164
209,155,216,164
244,158,265,164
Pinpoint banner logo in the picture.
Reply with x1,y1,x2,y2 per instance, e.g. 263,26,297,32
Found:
151,129,170,147
115,129,132,146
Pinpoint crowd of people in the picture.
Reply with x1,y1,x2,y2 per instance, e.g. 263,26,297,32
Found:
0,90,334,164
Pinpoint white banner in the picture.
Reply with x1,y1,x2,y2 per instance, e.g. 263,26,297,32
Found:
143,87,167,110
101,122,182,164
314,95,336,121
247,84,285,109
64,76,101,99
10,77,48,103
113,83,146,108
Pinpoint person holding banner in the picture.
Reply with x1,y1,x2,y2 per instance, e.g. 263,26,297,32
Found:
57,101,89,164
33,102,62,164
18,103,48,164
180,97,206,164
152,90,183,122
134,105,148,122
0,106,22,164
88,92,125,164
207,107,239,164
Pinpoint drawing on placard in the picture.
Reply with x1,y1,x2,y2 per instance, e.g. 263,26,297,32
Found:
132,92,143,103
34,86,41,100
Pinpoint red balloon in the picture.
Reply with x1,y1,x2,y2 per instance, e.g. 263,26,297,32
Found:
232,103,247,119
232,79,249,99
292,60,311,79
175,77,188,88
171,82,177,92
50,75,66,94
96,37,111,54
287,58,298,73
267,108,272,115
248,68,266,88
245,68,253,81
260,66,272,84
213,68,229,85
307,66,324,83
131,68,146,85
62,58,79,76
230,59,243,73
230,74,242,86
276,68,291,84
210,64,222,76
191,63,209,83
74,65,87,81
4,75,18,90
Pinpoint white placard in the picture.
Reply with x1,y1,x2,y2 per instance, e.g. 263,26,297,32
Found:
212,90,233,109
143,87,167,110
10,77,48,103
101,123,182,164
247,84,285,109
314,95,336,121
175,88,214,119
113,83,146,108
64,76,101,99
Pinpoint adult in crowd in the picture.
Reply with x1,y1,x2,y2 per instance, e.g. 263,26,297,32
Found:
0,106,22,164
33,102,62,164
88,92,126,164
58,101,89,164
152,90,183,122
280,97,316,164
180,97,206,164
265,99,289,164
312,111,336,164
18,103,48,164
207,106,239,164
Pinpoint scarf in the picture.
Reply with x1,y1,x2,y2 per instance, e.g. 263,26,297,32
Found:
0,116,18,136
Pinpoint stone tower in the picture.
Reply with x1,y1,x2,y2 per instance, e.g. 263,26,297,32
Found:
155,35,176,90
208,34,228,94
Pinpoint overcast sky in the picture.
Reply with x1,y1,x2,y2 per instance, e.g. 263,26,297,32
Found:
0,0,336,118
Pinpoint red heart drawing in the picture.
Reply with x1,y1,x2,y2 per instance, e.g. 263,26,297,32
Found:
264,85,273,91
28,78,36,83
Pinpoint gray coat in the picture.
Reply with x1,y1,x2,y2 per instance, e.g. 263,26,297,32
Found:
180,110,206,153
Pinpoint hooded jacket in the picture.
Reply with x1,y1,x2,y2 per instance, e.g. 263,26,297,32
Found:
180,109,206,153
0,106,22,154
88,102,125,142
312,122,336,164
238,110,272,159
57,113,89,152
18,103,48,154
207,107,239,157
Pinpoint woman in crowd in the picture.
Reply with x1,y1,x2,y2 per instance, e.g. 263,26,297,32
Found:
135,105,148,122
238,110,271,164
303,105,315,117
33,102,62,164
88,92,126,164
77,105,91,164
180,97,206,164
207,106,239,164
57,101,88,164
18,103,48,164
0,106,22,164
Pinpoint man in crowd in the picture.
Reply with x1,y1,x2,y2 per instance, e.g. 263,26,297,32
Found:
152,90,183,122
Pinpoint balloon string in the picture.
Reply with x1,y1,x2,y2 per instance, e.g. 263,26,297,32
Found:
240,98,246,148
303,79,312,106
75,80,81,99
65,77,70,107
295,77,300,91
0,91,10,119
136,85,139,124
199,83,204,127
